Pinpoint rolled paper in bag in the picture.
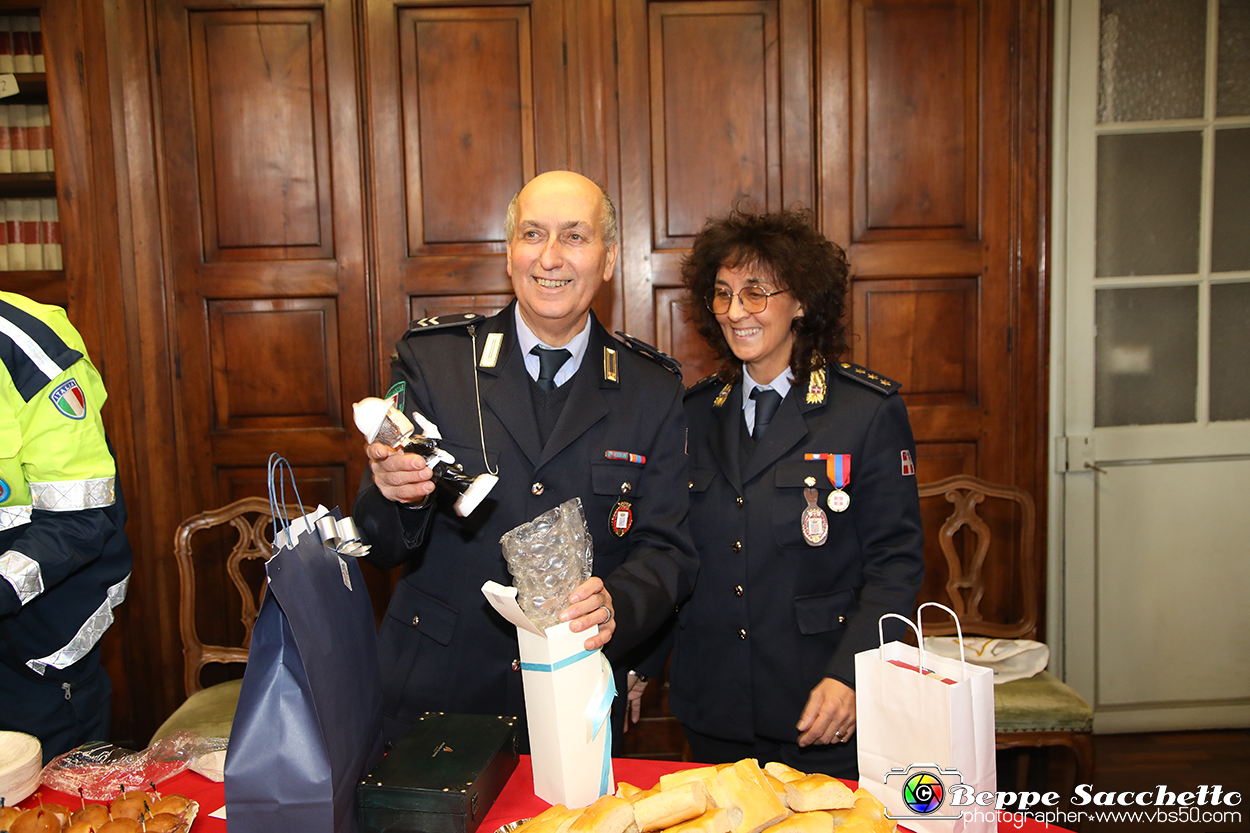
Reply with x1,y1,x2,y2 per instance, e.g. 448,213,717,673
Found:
352,396,498,517
499,497,593,629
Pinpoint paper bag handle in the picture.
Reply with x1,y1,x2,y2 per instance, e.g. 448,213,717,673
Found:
917,601,967,680
877,612,928,675
267,453,306,539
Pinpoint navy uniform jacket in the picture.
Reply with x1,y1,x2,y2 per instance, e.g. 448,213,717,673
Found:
669,362,924,744
354,303,698,741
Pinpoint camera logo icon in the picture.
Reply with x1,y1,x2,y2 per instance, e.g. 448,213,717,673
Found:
883,763,964,821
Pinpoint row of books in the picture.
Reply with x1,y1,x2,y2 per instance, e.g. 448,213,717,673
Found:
0,199,61,271
0,104,53,173
0,17,44,74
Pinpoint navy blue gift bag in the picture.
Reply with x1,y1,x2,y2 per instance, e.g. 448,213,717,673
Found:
224,454,385,833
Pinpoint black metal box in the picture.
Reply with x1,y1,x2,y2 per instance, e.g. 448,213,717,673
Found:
357,712,519,833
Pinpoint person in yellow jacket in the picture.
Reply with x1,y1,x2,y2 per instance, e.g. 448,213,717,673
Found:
0,291,132,762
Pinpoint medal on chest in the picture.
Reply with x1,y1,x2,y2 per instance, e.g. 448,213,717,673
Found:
801,487,829,546
610,481,635,537
805,453,851,512
610,500,633,537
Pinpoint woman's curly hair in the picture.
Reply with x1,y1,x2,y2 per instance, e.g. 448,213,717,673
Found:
681,207,849,383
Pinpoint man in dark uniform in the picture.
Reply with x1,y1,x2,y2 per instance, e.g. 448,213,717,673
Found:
354,171,697,744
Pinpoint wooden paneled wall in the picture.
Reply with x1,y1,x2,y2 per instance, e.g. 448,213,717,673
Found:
70,0,1049,750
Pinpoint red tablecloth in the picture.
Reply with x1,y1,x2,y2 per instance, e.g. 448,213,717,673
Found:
19,755,1073,833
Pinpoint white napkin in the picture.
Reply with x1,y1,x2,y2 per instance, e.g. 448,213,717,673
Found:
924,636,1050,684
0,731,41,806
190,748,226,782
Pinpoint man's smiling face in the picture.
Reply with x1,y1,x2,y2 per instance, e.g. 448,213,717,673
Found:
506,171,617,347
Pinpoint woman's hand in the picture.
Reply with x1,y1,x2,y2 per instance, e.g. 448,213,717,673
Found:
796,677,856,746
623,671,649,732
561,576,615,650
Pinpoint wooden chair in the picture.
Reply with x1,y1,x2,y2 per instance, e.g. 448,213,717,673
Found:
149,497,302,743
917,475,1094,791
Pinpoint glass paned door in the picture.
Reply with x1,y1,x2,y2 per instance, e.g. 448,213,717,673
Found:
1059,0,1250,733
1093,0,1250,428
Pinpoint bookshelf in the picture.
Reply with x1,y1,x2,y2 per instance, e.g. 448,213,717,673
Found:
0,11,63,307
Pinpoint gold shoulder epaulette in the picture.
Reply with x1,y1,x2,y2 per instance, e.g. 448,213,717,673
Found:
835,362,900,395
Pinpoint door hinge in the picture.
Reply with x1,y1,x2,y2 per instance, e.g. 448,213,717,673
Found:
1057,435,1105,473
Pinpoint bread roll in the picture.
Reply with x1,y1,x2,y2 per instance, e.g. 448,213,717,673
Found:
659,766,720,792
515,803,581,833
567,794,635,833
829,815,895,833
762,762,805,784
762,811,835,833
665,807,731,833
850,789,886,817
620,786,659,804
616,782,645,799
783,775,855,812
762,772,788,799
706,759,791,833
632,781,709,831
828,790,895,833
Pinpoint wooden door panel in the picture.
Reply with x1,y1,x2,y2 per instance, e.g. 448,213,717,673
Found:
368,1,569,379
618,0,813,342
217,464,347,513
410,294,514,323
400,8,533,251
208,299,342,431
189,10,334,262
822,0,1016,489
155,0,369,529
851,277,980,409
653,286,718,383
649,1,780,248
853,0,979,240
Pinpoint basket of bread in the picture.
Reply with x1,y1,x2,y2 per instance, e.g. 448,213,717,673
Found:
507,758,896,833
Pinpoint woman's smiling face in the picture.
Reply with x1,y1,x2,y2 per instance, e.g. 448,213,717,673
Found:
714,263,804,383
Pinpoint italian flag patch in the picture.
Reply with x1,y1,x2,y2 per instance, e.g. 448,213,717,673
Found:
50,378,87,419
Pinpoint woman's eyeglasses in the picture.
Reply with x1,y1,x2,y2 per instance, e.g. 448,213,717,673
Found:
706,286,789,315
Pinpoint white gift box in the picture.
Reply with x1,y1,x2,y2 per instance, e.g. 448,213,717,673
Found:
482,581,615,809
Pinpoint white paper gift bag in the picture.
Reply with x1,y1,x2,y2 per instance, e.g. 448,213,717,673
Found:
855,603,996,833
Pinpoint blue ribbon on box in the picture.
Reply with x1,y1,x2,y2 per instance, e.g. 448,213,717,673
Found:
520,649,616,796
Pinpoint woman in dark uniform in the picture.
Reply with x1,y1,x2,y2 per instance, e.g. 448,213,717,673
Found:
668,207,924,778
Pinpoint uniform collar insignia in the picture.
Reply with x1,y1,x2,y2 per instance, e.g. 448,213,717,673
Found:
603,346,619,382
806,367,827,404
480,332,503,368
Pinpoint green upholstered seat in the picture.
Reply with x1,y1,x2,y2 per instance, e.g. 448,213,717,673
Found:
149,679,243,745
995,670,1094,733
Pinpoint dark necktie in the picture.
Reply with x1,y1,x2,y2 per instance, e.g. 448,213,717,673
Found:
750,387,783,439
531,345,572,392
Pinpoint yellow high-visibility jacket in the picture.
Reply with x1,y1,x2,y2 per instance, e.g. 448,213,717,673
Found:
0,291,131,681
